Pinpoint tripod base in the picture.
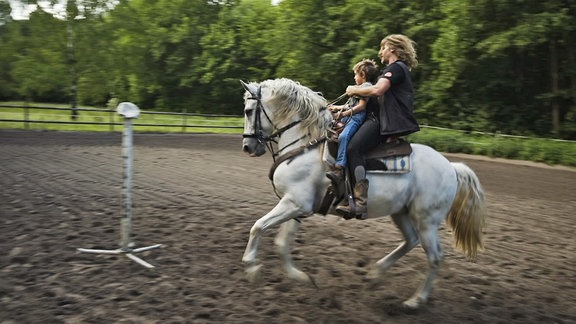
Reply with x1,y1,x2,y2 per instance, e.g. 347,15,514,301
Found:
77,244,162,268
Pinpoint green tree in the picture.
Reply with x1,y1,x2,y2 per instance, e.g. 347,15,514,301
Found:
9,10,69,102
0,3,15,99
270,0,350,96
104,0,226,110
2,0,574,138
474,0,576,138
191,0,281,113
419,0,576,138
0,0,11,24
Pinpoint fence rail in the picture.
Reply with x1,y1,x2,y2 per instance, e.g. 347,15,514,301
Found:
0,104,244,133
1,104,574,144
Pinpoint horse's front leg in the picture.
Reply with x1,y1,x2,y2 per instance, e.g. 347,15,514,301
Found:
242,196,309,283
274,219,318,288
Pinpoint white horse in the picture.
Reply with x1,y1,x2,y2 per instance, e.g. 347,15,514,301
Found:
240,78,486,309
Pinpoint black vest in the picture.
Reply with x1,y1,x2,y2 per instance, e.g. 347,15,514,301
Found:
377,61,420,136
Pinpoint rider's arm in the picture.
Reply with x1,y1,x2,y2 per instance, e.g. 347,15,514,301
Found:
346,77,390,97
340,98,367,117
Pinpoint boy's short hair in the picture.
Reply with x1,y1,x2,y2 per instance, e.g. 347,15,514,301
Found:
353,59,379,84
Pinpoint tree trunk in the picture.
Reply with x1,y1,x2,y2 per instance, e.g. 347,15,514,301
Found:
567,31,576,138
549,39,560,137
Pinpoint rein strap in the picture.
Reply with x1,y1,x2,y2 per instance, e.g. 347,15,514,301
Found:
268,120,302,140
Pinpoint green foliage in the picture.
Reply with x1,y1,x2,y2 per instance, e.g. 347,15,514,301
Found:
6,11,69,102
0,1,10,24
408,128,475,154
408,127,576,167
1,0,576,139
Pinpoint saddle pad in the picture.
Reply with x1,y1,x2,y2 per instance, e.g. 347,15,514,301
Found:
323,137,412,173
366,155,411,174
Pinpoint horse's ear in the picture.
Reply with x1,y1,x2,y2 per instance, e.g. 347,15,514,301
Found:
240,80,257,96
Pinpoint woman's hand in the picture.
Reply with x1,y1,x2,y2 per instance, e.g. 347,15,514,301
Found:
346,85,357,96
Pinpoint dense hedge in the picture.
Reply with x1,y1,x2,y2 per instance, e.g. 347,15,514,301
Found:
408,128,576,167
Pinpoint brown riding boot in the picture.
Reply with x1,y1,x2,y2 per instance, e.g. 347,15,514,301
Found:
353,179,369,219
335,179,369,219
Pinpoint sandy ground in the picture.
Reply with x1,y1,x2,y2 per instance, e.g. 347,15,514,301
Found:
1,130,575,323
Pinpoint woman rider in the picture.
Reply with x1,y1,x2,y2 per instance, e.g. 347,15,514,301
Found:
337,34,420,219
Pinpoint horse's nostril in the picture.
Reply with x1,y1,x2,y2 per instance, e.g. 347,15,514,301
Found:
243,145,250,152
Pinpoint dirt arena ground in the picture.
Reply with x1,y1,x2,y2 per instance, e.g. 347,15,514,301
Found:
1,130,575,324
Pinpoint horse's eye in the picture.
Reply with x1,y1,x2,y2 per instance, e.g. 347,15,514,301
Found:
245,109,253,118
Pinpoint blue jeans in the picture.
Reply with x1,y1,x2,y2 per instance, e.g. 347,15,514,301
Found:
336,111,366,167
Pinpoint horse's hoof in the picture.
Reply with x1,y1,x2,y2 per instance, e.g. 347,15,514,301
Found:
245,263,263,284
363,268,385,290
287,269,319,289
366,266,384,282
366,278,385,291
402,297,423,310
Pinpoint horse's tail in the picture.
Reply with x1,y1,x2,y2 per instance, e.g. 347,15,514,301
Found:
447,162,487,261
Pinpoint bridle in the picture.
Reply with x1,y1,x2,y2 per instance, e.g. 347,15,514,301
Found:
242,85,349,162
242,84,344,199
242,85,305,161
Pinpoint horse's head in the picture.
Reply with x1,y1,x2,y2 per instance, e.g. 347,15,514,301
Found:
241,80,269,157
240,78,331,157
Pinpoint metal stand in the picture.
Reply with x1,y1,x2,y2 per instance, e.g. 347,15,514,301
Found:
78,102,161,268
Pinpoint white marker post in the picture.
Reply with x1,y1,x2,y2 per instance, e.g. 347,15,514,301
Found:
78,102,162,268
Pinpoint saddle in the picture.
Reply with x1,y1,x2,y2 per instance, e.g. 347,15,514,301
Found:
317,138,412,216
326,138,412,173
365,138,413,173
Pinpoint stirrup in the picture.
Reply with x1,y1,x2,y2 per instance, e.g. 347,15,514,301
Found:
335,195,355,220
335,201,367,220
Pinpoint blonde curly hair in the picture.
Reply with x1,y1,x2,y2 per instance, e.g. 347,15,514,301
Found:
381,34,418,70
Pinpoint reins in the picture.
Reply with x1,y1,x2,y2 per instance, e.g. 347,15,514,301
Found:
243,86,340,163
326,92,354,140
326,93,347,106
243,85,344,197
269,92,348,165
267,134,328,200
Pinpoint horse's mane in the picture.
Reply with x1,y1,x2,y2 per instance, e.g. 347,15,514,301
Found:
260,78,331,138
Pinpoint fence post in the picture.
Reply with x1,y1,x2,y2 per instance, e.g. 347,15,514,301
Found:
24,105,30,130
109,109,114,132
182,109,187,133
107,97,119,133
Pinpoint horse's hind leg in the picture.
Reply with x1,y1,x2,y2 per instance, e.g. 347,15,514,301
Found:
369,212,419,280
403,213,444,309
274,219,317,287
